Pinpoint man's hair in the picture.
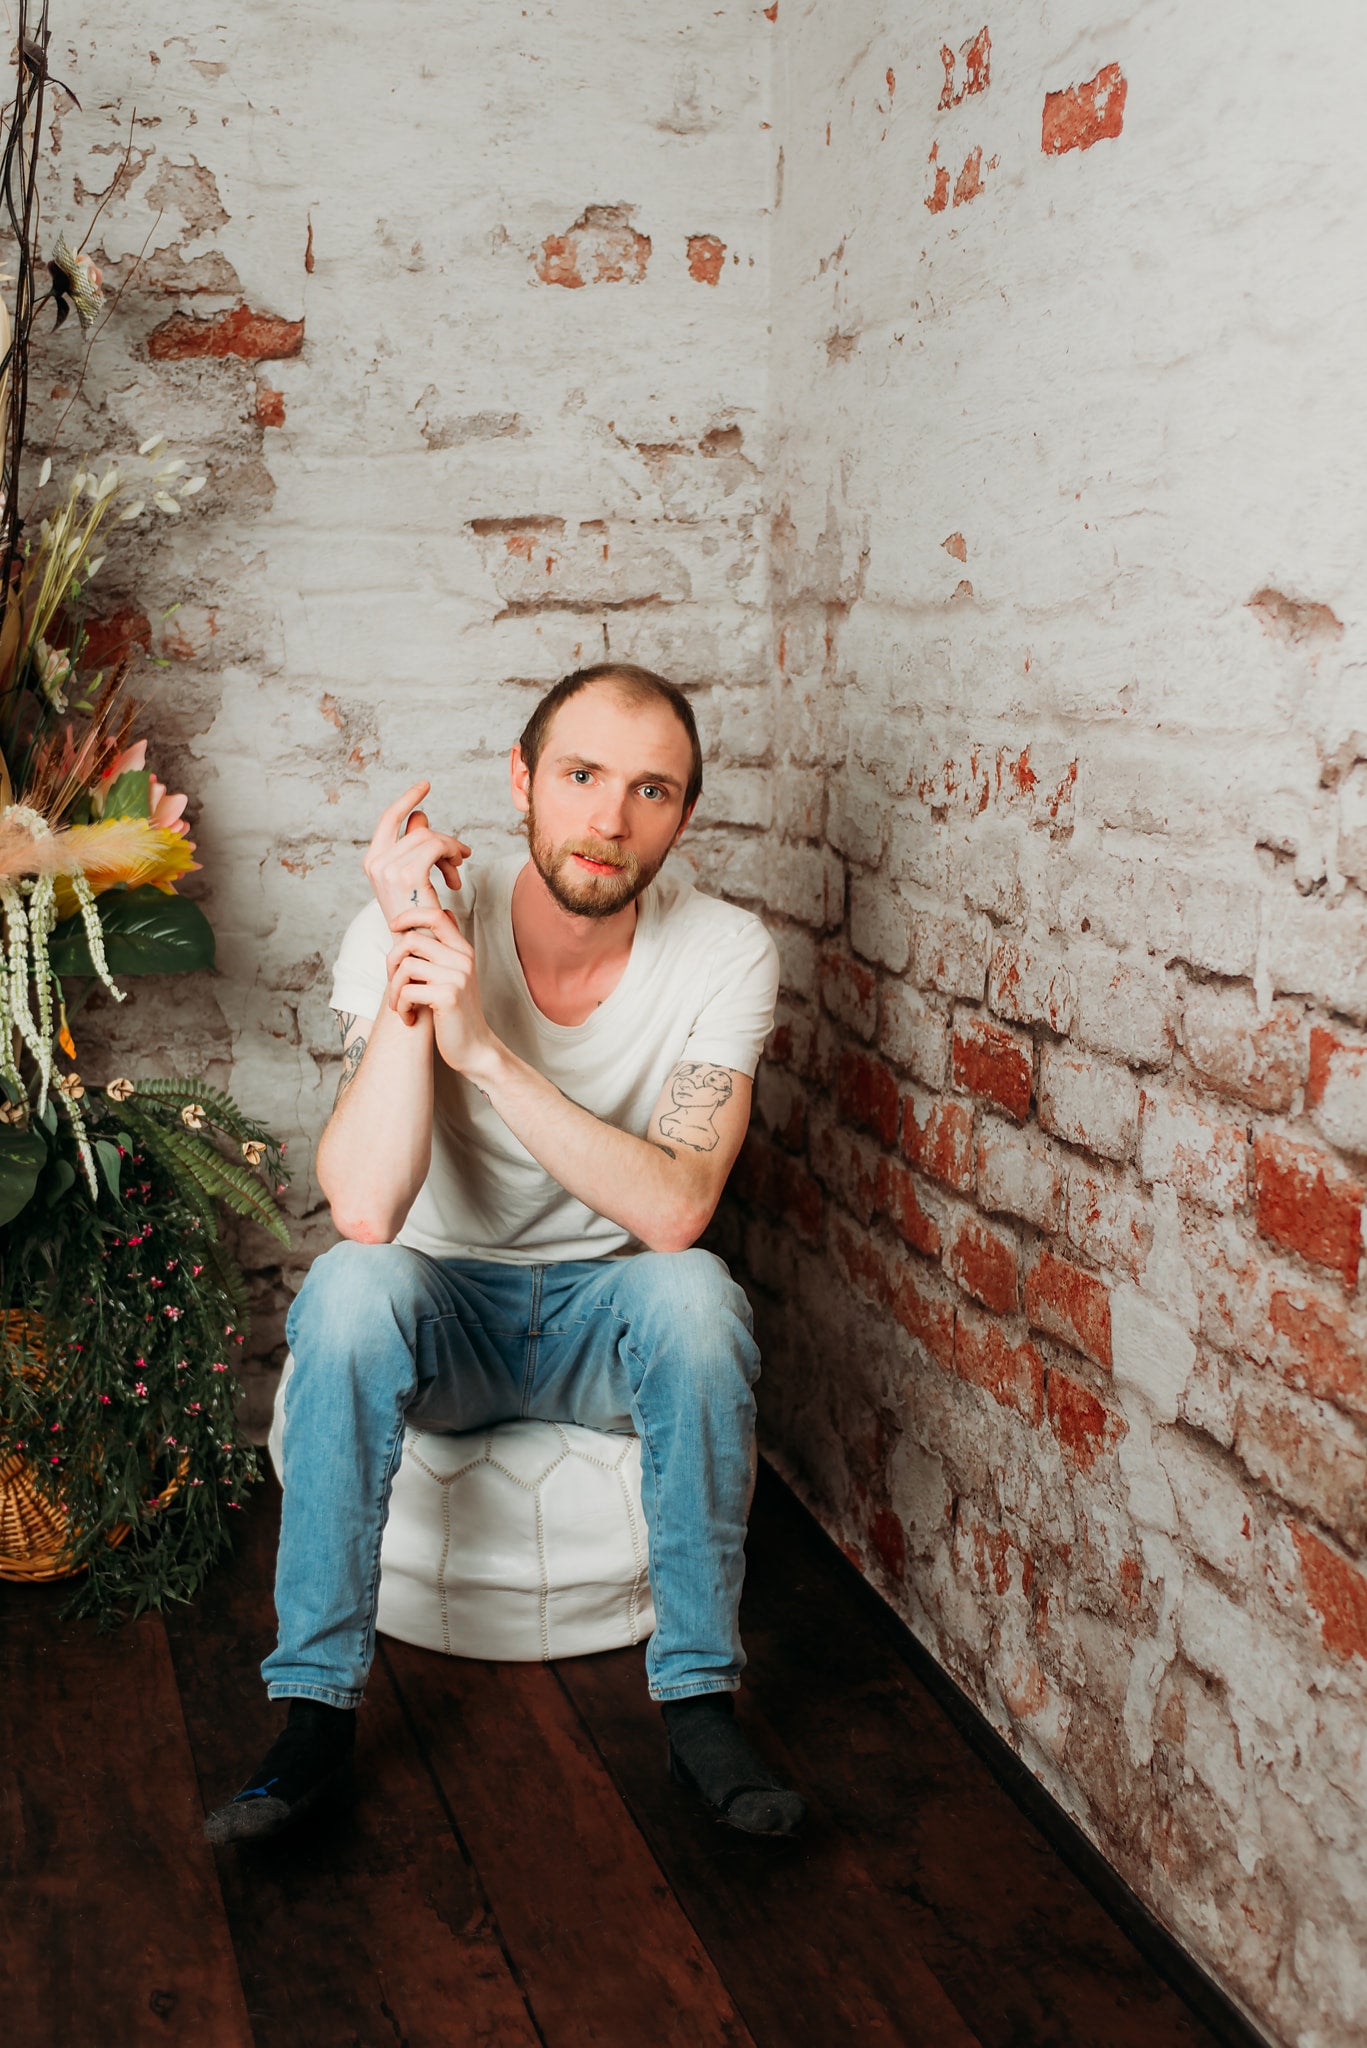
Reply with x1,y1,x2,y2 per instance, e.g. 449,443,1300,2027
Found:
517,663,704,815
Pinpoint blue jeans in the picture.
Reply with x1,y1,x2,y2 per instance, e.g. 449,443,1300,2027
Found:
262,1241,761,1708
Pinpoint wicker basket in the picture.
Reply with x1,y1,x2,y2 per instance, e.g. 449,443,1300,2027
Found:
0,1310,180,1583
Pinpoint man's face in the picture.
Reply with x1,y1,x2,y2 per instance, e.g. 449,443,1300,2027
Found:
512,682,695,920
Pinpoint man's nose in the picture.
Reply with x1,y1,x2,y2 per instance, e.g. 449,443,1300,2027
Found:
587,786,629,838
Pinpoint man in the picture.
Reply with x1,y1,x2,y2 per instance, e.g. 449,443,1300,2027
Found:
206,663,805,1843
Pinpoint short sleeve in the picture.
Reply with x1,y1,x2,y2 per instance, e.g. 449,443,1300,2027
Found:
679,911,781,1079
329,899,393,1022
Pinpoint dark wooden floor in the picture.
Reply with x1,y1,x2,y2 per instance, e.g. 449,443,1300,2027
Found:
1,1468,1236,2048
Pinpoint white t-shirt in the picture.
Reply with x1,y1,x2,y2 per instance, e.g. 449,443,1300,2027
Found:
329,852,779,1264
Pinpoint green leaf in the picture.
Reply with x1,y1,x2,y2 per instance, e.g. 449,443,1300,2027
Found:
48,888,216,979
0,1122,47,1226
42,1157,77,1206
100,769,151,820
94,1139,124,1198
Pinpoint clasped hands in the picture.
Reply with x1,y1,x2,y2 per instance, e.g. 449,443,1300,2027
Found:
364,781,493,1077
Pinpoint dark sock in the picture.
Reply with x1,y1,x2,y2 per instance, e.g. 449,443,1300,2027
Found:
662,1693,805,1837
204,1699,356,1845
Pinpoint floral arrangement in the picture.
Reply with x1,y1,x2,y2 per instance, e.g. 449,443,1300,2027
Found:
0,4,288,1617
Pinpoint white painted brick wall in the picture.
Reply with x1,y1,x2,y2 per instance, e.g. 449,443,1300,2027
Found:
47,0,775,1402
739,6,1367,2044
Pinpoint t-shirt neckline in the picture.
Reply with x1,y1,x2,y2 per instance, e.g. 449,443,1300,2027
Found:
492,854,660,1039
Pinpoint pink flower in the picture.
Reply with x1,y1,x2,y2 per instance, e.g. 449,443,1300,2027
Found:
99,1395,111,1406
101,739,195,845
164,1305,182,1320
133,1381,147,1396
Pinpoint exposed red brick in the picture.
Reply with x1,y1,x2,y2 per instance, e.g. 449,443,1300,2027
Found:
938,25,991,109
923,143,950,215
733,1133,823,1247
809,1112,880,1224
1292,1523,1367,1663
1041,62,1127,155
1025,1249,1112,1369
946,1213,1019,1315
839,1048,901,1149
891,1266,957,1369
1254,1132,1363,1288
953,148,986,207
1182,991,1304,1114
147,305,305,361
902,1092,974,1194
877,1156,941,1258
534,206,651,288
79,606,152,672
1261,1288,1367,1421
942,532,967,562
1235,1384,1367,1552
686,234,726,285
831,1215,893,1311
1046,1369,1127,1472
254,385,286,428
952,1013,1032,1123
954,1309,1045,1424
820,946,878,1040
1307,1023,1367,1155
867,1507,906,1581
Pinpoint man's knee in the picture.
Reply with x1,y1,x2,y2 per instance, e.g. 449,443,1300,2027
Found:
287,1239,433,1354
616,1249,760,1394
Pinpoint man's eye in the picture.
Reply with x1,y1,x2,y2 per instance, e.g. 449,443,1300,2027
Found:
640,784,664,801
571,769,592,785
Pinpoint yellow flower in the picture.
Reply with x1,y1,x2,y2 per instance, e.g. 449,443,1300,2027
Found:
56,1073,86,1102
0,1100,27,1126
52,819,199,920
105,1077,135,1102
241,1139,266,1166
180,1103,206,1130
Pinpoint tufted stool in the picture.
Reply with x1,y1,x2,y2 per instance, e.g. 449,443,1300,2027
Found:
267,1356,655,1661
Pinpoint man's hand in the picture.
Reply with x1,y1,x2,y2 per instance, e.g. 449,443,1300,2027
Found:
364,781,471,927
386,904,495,1074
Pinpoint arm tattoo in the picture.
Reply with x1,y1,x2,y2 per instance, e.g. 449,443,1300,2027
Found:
648,1137,678,1160
334,1014,368,1105
657,1063,734,1154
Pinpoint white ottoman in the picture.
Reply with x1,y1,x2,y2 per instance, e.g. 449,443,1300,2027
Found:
268,1357,655,1660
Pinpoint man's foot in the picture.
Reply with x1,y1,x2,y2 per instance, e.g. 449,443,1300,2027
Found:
662,1694,805,1837
203,1699,356,1845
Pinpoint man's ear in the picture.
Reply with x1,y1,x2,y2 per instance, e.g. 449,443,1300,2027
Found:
672,798,697,846
510,744,531,816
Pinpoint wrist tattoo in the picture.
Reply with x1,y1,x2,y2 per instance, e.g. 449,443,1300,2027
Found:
657,1063,734,1153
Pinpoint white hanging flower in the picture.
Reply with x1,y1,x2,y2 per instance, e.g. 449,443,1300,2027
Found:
138,434,166,457
152,492,180,516
153,458,186,479
86,556,104,579
180,476,206,497
241,1139,266,1166
37,456,51,488
106,1077,136,1102
180,1102,207,1130
118,499,146,523
95,469,120,499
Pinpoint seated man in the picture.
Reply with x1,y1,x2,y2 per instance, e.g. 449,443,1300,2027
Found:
206,662,805,1843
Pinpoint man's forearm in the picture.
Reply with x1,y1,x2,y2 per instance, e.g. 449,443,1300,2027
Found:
317,1005,436,1241
467,1039,710,1254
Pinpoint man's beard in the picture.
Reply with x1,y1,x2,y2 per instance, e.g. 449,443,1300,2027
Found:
525,798,669,920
